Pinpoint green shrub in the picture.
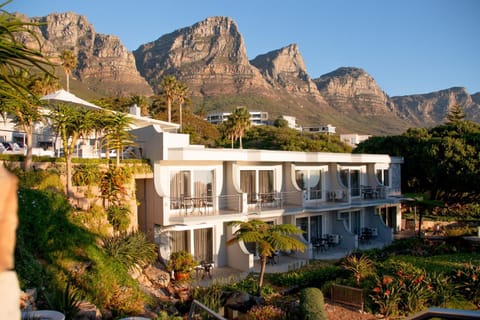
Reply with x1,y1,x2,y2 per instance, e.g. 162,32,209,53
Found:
72,164,102,186
270,264,346,288
192,285,223,317
107,205,131,233
299,287,327,320
101,231,157,272
43,283,82,319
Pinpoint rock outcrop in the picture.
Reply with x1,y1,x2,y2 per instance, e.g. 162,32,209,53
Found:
13,11,480,134
314,67,394,115
250,44,322,98
134,16,270,96
20,12,153,96
391,87,480,126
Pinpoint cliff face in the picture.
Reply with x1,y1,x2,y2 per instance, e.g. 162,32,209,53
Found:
250,44,323,98
391,87,480,126
14,11,480,134
134,16,270,96
313,67,394,115
23,12,153,96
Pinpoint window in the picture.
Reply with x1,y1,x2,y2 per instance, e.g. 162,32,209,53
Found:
170,230,188,252
194,228,213,262
170,170,214,209
340,168,360,197
376,169,390,186
295,168,322,200
240,169,274,203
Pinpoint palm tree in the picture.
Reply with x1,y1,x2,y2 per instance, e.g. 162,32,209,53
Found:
59,50,77,92
227,107,251,149
159,75,178,123
103,112,135,167
175,82,189,131
48,105,96,196
227,219,306,295
129,95,149,116
0,9,55,102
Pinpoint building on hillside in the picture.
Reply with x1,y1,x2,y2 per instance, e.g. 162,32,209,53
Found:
206,110,269,126
131,125,403,272
340,134,372,147
302,124,336,134
280,115,302,130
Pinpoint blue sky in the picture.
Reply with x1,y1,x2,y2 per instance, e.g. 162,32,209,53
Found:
6,0,480,96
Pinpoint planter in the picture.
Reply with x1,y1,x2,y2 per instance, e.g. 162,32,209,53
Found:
174,271,190,281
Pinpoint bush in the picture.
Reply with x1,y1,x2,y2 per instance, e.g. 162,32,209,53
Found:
300,287,327,320
246,304,286,320
101,231,157,272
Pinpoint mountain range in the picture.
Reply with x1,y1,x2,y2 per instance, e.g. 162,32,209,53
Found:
17,12,480,135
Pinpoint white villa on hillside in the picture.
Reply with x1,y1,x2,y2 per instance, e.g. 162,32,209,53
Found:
131,125,403,272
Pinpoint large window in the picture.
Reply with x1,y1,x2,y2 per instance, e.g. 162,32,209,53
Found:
295,168,322,200
170,170,214,209
240,169,274,203
340,168,360,197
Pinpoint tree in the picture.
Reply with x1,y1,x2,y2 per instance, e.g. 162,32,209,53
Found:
446,104,466,124
158,75,178,123
0,8,55,102
225,107,251,149
129,95,149,116
103,112,135,167
48,104,96,196
176,82,188,131
227,219,306,295
59,50,77,92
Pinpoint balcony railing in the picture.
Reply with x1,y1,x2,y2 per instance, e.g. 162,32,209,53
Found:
168,186,394,219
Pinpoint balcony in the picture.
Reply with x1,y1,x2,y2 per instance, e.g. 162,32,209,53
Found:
168,191,304,220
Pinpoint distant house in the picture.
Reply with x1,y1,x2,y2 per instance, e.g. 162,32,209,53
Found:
206,110,269,126
302,124,336,135
340,134,372,147
280,115,302,130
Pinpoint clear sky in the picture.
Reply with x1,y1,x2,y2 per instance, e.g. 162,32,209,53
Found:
6,0,480,97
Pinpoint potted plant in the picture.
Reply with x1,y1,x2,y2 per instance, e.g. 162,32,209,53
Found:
166,250,197,281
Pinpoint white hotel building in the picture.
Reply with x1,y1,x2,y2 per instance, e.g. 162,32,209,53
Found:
131,125,403,272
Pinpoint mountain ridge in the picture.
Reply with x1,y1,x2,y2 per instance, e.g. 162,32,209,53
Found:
16,12,480,135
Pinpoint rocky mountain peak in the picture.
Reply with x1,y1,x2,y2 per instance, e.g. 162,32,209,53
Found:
250,44,322,97
20,12,153,96
134,16,270,96
313,67,392,115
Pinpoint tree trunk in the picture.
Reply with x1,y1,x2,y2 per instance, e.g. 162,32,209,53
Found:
24,128,33,171
167,99,172,123
258,256,267,296
66,154,73,197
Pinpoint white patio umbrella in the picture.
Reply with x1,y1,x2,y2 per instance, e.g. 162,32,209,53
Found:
40,89,103,110
40,89,105,158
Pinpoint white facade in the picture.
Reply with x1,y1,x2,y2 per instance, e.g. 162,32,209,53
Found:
206,111,269,126
132,125,403,272
302,124,336,134
340,133,372,147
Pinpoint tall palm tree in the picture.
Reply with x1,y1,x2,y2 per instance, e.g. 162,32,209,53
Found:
227,219,306,295
103,112,135,167
227,107,251,149
59,49,77,92
48,105,96,196
175,82,188,131
159,75,178,123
